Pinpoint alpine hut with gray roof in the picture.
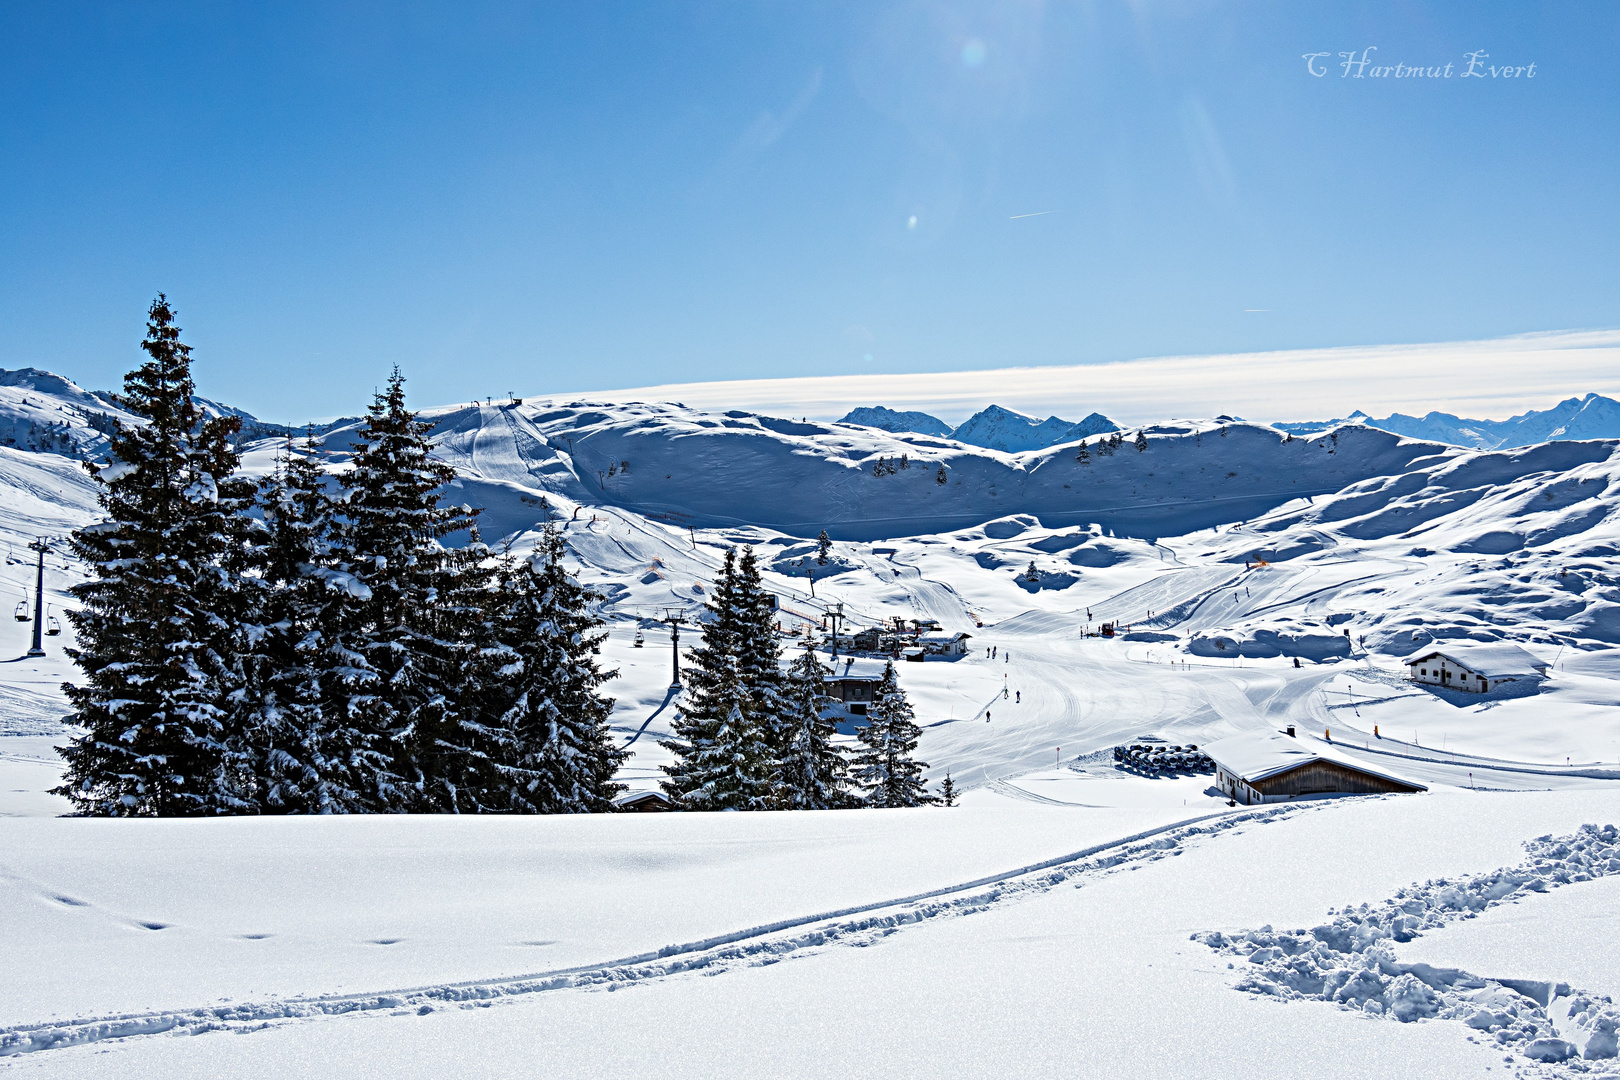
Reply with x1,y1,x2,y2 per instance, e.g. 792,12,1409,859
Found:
1403,642,1548,694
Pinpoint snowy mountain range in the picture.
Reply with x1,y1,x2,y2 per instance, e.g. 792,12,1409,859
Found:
5,360,1620,665
837,406,953,438
1275,393,1620,450
840,402,1119,451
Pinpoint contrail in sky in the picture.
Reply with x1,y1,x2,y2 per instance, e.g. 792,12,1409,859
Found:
1009,210,1061,219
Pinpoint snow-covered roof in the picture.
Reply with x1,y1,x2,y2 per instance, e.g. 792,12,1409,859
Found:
612,789,671,808
1401,642,1548,678
824,656,890,682
1203,731,1426,790
917,631,971,643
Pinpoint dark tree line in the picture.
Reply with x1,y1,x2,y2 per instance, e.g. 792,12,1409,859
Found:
55,297,623,816
661,548,936,810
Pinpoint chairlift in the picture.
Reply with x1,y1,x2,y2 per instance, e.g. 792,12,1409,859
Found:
13,592,29,622
45,605,62,636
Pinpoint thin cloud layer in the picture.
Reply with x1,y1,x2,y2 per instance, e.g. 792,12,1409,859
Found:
581,330,1620,425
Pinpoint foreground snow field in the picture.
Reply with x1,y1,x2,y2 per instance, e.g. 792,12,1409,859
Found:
3,790,1617,1077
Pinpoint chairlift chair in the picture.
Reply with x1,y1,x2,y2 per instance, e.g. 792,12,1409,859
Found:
45,606,61,636
633,630,645,648
13,600,28,622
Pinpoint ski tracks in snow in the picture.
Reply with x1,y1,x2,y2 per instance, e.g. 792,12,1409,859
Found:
0,805,1307,1058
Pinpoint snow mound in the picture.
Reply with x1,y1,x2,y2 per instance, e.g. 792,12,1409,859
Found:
1188,620,1351,661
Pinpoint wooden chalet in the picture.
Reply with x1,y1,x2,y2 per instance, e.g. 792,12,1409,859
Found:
1205,730,1426,805
612,789,673,813
823,656,890,716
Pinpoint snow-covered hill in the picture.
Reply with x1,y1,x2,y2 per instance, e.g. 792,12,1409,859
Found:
372,400,1453,542
0,369,139,460
0,367,293,461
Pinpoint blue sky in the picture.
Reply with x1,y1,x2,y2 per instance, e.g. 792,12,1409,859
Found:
1,2,1615,422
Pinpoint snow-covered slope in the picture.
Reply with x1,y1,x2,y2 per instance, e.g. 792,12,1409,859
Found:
1279,393,1620,450
0,367,291,461
0,369,139,460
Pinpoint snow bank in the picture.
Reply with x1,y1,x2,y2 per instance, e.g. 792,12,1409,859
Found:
1188,620,1351,660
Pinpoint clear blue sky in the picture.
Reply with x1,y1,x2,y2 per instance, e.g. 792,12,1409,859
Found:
1,2,1615,422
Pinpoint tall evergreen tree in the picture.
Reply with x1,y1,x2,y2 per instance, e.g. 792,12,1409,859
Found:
245,437,370,813
475,526,625,813
816,530,832,564
661,548,775,810
852,662,936,808
331,368,479,812
940,773,956,807
731,546,788,753
56,296,259,816
774,645,850,809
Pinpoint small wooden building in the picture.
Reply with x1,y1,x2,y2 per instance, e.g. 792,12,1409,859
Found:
824,656,890,716
612,789,673,813
1403,642,1548,694
917,631,972,657
849,627,884,652
1205,731,1426,805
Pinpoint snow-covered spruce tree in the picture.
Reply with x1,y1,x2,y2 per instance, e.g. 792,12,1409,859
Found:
474,526,624,813
1134,429,1148,452
816,530,832,565
852,662,937,808
331,368,480,812
1076,443,1091,464
56,296,260,816
774,645,850,809
661,548,775,810
245,436,371,813
940,773,956,807
732,546,788,753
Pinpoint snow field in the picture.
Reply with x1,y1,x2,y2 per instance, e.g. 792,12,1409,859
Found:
0,801,1223,1026
1399,875,1620,1002
10,789,1619,1078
